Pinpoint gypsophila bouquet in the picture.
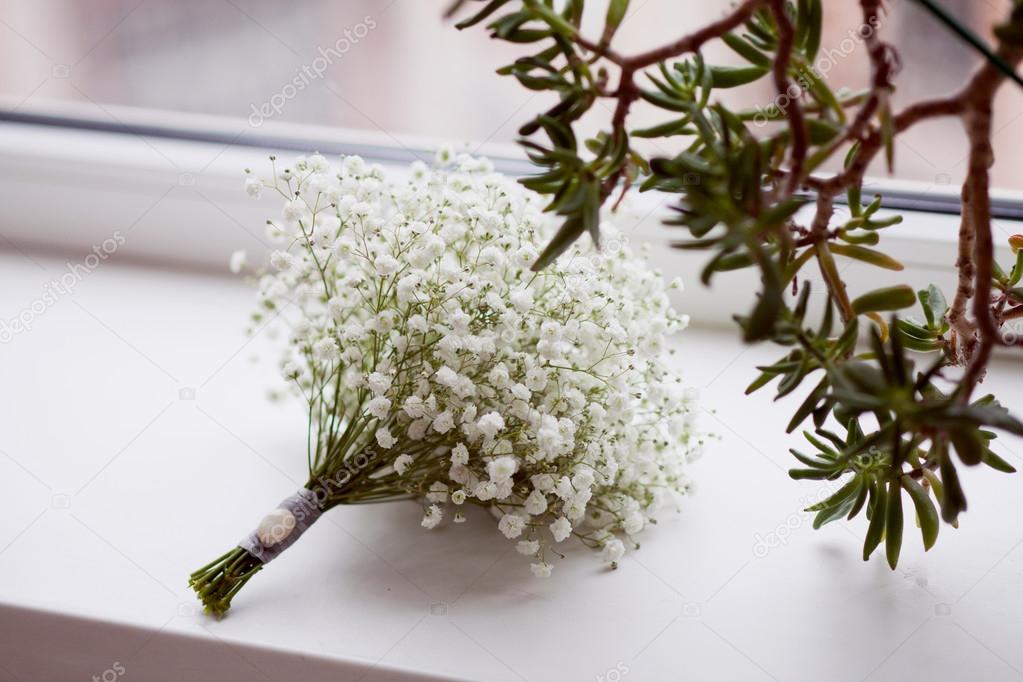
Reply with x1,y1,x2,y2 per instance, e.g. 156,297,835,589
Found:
189,149,702,616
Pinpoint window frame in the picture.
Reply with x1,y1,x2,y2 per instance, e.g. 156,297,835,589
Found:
0,104,1020,330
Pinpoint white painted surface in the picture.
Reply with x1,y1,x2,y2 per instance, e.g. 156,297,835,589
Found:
1,251,1022,682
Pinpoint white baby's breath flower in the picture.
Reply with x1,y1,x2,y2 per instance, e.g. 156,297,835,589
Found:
513,244,538,269
394,454,413,475
450,443,469,466
435,144,454,166
432,411,455,434
374,254,401,276
367,396,392,420
487,456,518,483
572,468,595,491
530,562,552,578
554,476,574,501
550,516,572,543
530,473,555,493
281,361,301,381
524,489,548,515
397,272,423,303
426,481,448,503
524,367,548,392
476,411,506,440
498,513,526,539
623,511,645,536
307,153,329,173
244,176,263,199
516,539,540,555
403,395,427,419
474,481,498,501
434,365,459,389
509,288,533,313
421,505,443,529
242,151,698,579
367,372,392,396
375,426,397,449
269,250,293,271
229,250,247,274
312,337,340,362
601,537,626,563
283,199,307,223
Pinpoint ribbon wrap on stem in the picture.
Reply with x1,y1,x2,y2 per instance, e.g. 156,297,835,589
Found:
238,488,323,564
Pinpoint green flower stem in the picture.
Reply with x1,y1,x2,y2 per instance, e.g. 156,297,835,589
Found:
188,547,264,617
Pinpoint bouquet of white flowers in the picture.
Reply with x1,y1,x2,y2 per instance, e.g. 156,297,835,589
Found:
189,149,702,615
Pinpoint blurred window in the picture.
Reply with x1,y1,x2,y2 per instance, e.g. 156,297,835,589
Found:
0,0,1020,187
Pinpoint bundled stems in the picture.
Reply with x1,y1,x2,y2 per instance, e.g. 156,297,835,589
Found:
189,547,265,617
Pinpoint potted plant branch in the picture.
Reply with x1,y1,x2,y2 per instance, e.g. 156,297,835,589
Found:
447,0,1023,567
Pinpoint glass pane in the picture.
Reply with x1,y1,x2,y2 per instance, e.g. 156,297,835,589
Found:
1,0,1020,188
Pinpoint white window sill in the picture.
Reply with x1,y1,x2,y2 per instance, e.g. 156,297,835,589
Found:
1,250,1022,680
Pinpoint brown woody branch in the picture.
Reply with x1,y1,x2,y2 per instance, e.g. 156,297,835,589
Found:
768,0,807,194
573,0,766,70
575,1,770,201
572,0,1020,398
958,48,1023,397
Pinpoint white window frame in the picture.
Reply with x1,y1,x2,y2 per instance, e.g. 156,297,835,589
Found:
1,103,1020,331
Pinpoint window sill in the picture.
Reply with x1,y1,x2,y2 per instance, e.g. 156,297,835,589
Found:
1,251,1022,680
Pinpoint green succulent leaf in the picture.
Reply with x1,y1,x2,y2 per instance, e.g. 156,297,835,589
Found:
901,475,939,550
708,64,769,88
603,0,629,37
938,444,968,524
885,479,904,569
863,480,887,561
829,243,905,271
851,286,917,315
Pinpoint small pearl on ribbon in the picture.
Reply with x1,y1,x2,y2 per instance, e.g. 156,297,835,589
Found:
256,508,296,547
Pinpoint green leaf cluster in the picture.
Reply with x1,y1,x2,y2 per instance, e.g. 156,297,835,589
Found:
450,0,1023,567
